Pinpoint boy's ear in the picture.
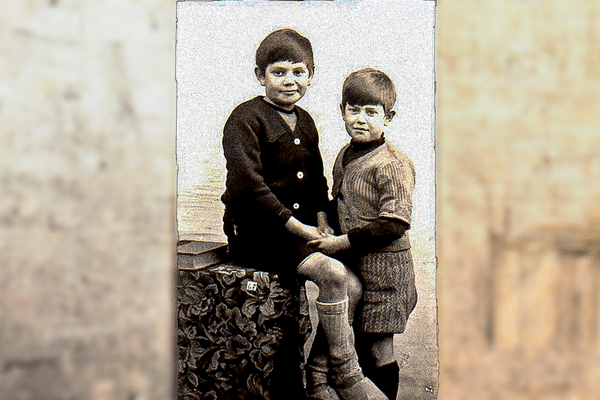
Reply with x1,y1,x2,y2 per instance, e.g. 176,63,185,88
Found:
254,66,266,87
384,110,396,125
339,103,345,115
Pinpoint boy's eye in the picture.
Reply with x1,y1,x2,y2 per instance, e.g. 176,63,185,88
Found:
293,69,306,76
272,71,285,77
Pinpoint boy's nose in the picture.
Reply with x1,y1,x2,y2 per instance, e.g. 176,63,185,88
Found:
283,72,294,84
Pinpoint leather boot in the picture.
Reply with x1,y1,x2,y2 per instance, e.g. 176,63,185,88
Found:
306,325,339,400
306,351,340,400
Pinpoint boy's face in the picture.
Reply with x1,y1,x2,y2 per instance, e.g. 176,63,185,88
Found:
256,61,312,109
341,103,394,143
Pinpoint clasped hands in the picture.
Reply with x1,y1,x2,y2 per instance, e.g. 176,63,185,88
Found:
285,214,351,255
307,225,350,255
309,212,351,255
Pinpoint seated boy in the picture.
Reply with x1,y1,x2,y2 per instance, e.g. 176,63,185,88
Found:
309,68,418,400
221,30,386,400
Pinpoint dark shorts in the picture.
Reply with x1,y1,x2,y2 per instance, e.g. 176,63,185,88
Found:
353,249,417,334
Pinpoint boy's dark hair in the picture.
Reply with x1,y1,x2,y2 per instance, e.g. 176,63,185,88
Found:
255,29,314,76
342,68,396,115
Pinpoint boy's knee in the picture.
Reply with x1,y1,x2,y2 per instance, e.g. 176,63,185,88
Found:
298,253,348,289
318,257,348,289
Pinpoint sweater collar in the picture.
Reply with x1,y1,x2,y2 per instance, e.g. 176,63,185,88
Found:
257,96,304,142
349,135,385,152
262,97,296,114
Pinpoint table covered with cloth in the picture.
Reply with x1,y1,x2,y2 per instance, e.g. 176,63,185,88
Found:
177,264,312,400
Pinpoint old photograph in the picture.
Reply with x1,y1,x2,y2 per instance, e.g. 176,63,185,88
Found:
176,1,436,399
5,0,599,399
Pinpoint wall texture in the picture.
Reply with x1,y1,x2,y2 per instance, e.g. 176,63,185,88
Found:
437,0,600,398
0,1,176,399
2,0,599,399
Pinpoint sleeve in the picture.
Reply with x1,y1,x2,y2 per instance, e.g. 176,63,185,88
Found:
375,158,415,226
222,110,292,225
347,218,409,253
310,132,332,214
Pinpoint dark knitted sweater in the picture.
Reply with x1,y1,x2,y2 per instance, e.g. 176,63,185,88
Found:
221,96,329,267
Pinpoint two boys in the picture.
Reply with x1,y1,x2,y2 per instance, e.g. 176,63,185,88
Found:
222,29,416,400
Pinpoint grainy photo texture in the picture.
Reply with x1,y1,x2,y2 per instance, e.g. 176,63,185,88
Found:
4,0,599,399
176,2,435,400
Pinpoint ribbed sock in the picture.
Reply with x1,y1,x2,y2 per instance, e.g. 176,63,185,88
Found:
315,299,363,389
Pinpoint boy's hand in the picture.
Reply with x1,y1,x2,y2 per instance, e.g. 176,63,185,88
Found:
319,225,335,236
285,216,323,241
317,211,334,236
308,234,351,255
304,225,324,241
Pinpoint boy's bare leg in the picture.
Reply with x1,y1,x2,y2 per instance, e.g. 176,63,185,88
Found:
297,253,348,303
301,253,358,400
346,272,362,318
372,336,395,367
360,335,399,400
298,254,387,400
305,277,362,400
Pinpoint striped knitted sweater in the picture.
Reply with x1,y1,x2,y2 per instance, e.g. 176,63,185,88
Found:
332,140,415,251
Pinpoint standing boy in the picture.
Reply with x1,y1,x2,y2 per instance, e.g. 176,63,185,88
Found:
309,68,418,400
221,31,386,400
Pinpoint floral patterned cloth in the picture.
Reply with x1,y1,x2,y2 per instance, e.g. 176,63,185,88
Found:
178,264,312,400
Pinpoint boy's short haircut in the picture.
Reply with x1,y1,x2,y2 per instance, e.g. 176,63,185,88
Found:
255,29,314,76
342,68,396,115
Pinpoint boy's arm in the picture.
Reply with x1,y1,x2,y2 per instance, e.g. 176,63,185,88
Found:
346,218,409,253
307,113,334,233
285,216,322,241
342,157,414,254
376,157,414,229
223,113,292,225
309,218,408,255
308,233,351,255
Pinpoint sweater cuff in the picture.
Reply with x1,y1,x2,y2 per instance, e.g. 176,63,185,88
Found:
346,228,362,248
347,218,408,253
277,208,293,225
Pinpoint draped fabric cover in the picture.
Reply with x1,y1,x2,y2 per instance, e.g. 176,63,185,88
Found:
177,264,311,400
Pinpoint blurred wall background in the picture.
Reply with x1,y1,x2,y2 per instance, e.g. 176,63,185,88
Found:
1,0,599,399
0,1,176,399
437,0,600,398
